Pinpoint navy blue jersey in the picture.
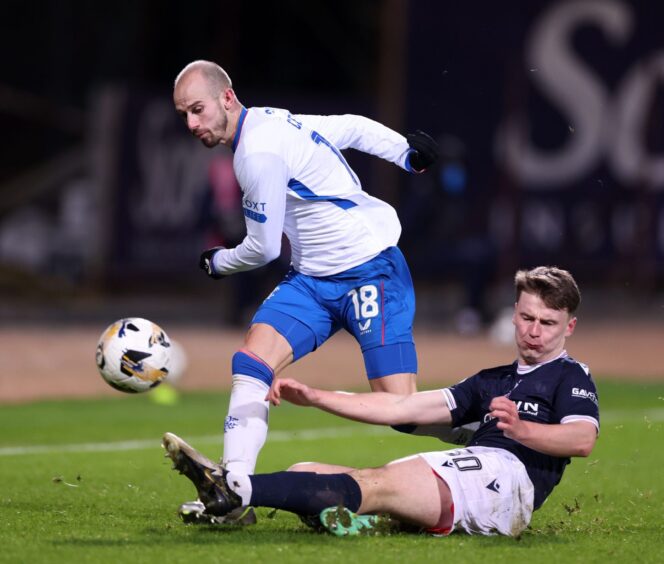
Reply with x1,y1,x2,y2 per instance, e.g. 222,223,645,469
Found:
442,355,600,509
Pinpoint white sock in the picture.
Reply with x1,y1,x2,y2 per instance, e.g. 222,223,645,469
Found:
226,471,253,506
222,374,270,475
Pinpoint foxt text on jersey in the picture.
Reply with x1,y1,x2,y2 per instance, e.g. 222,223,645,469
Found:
243,199,268,223
243,199,266,211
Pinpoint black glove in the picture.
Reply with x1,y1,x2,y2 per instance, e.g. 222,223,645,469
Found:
199,246,226,279
406,130,439,172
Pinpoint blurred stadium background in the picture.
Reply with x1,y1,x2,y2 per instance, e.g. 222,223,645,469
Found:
1,0,662,401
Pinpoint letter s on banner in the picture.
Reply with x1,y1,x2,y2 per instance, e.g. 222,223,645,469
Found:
496,0,633,188
609,52,664,188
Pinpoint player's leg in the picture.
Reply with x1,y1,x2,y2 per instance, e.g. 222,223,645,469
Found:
223,272,337,475
242,322,294,374
177,326,281,525
166,434,533,537
342,248,477,444
165,432,450,531
349,455,453,530
418,447,535,536
334,247,418,396
285,461,360,531
368,372,416,394
178,273,334,525
222,457,449,529
323,447,536,537
288,461,357,473
317,456,449,536
219,324,288,476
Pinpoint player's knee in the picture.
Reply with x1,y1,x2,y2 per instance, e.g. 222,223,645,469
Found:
250,311,317,362
287,462,316,472
370,373,417,394
232,350,274,386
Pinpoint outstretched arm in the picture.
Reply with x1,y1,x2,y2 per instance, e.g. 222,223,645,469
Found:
490,396,598,457
296,114,438,173
268,378,452,427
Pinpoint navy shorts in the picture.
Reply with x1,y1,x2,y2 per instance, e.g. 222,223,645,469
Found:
252,247,417,379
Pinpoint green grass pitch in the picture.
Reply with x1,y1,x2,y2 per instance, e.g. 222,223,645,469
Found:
1,380,662,563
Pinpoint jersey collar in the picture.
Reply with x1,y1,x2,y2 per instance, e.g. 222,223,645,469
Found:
232,106,248,153
516,350,568,375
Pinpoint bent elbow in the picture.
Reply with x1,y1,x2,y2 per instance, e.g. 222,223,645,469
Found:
244,238,281,266
262,242,281,263
575,438,596,458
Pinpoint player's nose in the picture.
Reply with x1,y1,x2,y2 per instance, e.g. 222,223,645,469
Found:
186,114,199,131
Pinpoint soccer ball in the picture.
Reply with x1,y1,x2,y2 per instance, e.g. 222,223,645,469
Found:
95,317,171,393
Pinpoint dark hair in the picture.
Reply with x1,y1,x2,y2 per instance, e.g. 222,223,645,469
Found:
514,266,581,314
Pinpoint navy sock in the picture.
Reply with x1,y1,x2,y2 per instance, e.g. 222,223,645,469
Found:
248,472,362,515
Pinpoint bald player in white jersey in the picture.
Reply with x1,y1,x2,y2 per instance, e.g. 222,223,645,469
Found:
173,60,439,524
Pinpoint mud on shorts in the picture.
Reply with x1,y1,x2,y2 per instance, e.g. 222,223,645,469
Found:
252,246,417,379
419,446,534,537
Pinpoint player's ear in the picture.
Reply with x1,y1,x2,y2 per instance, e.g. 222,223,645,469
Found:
221,87,235,109
564,316,577,337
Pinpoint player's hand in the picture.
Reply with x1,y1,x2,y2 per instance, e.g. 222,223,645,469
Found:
489,396,528,441
267,378,317,407
406,130,439,172
198,246,225,279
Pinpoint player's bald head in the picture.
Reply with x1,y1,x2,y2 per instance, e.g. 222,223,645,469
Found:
174,60,232,97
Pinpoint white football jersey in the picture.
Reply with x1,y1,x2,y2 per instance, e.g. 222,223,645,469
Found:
211,107,414,277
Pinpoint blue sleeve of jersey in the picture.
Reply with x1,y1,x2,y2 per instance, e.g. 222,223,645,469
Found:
553,361,600,428
446,375,482,427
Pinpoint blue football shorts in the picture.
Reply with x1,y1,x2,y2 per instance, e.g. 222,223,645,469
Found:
252,246,417,379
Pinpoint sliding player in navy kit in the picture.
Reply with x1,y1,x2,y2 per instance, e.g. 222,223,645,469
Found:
164,266,600,537
173,60,440,523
